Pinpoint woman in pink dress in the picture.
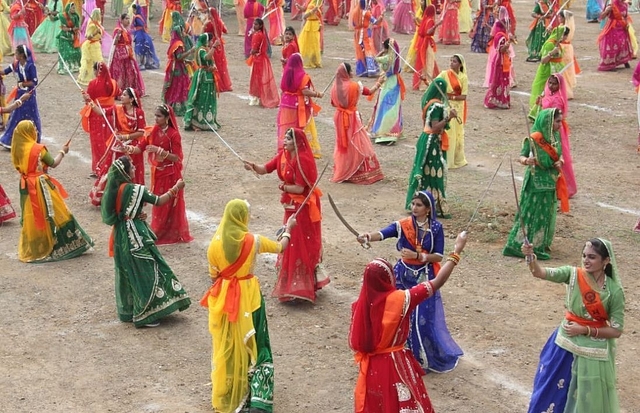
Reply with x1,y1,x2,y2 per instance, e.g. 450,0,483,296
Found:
438,0,460,45
392,0,415,34
330,63,384,184
597,0,633,71
483,6,514,109
248,18,280,108
109,13,145,96
537,74,577,198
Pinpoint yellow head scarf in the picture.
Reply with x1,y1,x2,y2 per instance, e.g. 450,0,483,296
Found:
209,199,250,264
11,120,39,174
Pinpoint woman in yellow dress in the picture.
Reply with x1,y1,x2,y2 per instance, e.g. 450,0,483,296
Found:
437,54,467,169
0,0,13,56
78,8,104,85
11,120,94,263
298,0,323,68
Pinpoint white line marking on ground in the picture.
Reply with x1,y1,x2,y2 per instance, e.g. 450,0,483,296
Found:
41,135,91,164
146,70,165,76
596,202,640,215
462,353,532,397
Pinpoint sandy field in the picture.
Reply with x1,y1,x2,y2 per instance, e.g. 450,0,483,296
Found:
0,0,639,411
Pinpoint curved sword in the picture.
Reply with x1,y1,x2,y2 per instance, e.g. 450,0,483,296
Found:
327,193,370,249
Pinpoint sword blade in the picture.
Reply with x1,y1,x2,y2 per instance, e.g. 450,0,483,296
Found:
510,157,533,263
291,161,329,220
327,193,359,236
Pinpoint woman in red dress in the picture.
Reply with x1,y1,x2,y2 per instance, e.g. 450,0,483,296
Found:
203,7,232,93
109,14,145,97
126,104,193,245
243,128,329,303
89,87,146,205
349,232,467,413
280,26,299,66
248,18,279,108
81,62,120,175
330,62,384,184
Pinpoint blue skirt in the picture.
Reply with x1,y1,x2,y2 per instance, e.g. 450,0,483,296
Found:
527,328,573,413
0,90,41,148
394,260,463,373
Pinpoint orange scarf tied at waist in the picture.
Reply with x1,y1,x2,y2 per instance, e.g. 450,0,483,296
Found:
353,344,405,412
336,106,355,149
288,188,322,222
530,131,569,212
200,234,255,323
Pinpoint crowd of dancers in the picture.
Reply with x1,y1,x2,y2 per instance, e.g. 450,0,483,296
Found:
0,0,634,411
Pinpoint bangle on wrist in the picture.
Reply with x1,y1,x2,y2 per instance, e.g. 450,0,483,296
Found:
281,232,291,240
59,150,66,156
446,252,460,265
586,326,592,337
595,327,599,338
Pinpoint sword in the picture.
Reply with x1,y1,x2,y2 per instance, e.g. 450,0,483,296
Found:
327,193,370,249
276,162,330,239
203,119,260,178
546,0,570,30
555,60,574,75
463,155,505,232
321,72,337,95
510,157,534,264
520,100,536,171
57,52,84,92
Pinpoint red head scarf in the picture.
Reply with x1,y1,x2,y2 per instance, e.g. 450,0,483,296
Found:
87,62,117,99
280,53,306,93
281,128,317,187
349,258,396,353
330,63,354,109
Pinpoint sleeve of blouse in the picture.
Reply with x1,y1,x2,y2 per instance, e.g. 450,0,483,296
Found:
3,65,12,75
264,154,279,174
257,235,283,254
27,64,38,85
433,226,445,255
544,265,572,284
143,187,161,205
362,87,373,96
379,222,399,240
407,283,431,312
608,286,625,331
520,137,531,157
136,108,146,130
461,76,469,95
171,128,184,159
41,149,55,166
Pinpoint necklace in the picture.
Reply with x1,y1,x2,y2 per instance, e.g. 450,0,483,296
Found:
414,219,429,253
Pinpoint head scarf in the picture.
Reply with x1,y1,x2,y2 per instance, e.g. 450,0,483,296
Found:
330,63,354,109
349,258,396,353
491,6,509,36
594,239,621,288
453,53,467,76
530,108,559,143
283,128,317,188
159,103,179,130
87,62,116,99
171,10,185,31
101,157,133,226
209,199,250,263
280,53,306,93
388,38,401,75
414,190,437,221
124,87,140,108
421,77,447,108
86,8,102,37
63,2,80,27
16,44,34,64
206,7,224,38
196,33,210,48
542,74,568,115
424,4,436,18
11,120,39,173
546,25,566,45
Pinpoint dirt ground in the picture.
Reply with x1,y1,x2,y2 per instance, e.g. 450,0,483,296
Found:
1,0,639,411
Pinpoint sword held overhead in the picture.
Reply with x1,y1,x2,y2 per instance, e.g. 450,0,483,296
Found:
509,157,534,264
463,155,506,232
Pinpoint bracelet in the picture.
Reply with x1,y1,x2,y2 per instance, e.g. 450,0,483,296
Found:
278,183,285,191
167,187,178,198
447,252,460,265
59,150,66,156
594,327,599,338
419,252,427,263
586,326,591,337
281,232,291,240
16,100,23,107
415,251,419,260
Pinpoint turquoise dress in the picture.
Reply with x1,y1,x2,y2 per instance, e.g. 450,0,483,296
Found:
31,0,63,53
368,53,404,145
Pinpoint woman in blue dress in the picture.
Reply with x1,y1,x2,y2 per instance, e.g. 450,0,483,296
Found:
130,4,159,70
357,190,463,373
1,45,40,149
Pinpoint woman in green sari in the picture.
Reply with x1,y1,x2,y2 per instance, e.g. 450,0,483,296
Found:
184,33,220,131
405,78,457,218
503,108,568,260
57,2,81,74
528,26,567,118
523,238,624,413
101,156,191,327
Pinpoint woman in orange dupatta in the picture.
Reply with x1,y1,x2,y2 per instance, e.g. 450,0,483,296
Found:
436,54,467,169
413,5,440,90
11,120,93,262
109,14,145,97
349,232,467,413
248,18,280,108
81,61,120,175
276,52,322,157
244,128,329,303
89,87,146,205
201,199,295,412
203,7,232,93
330,62,384,184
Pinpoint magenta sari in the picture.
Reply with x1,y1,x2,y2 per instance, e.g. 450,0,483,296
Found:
540,74,577,198
483,30,510,109
597,0,633,71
